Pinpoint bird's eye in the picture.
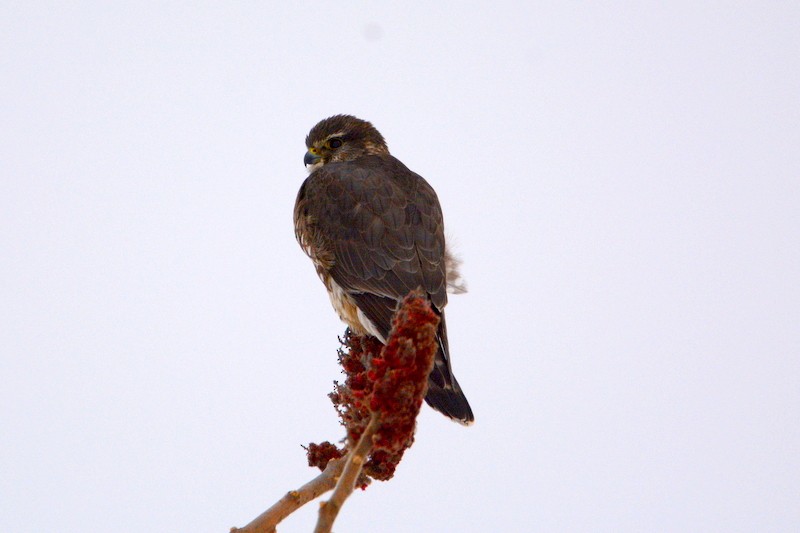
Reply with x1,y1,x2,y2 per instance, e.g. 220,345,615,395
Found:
328,138,343,149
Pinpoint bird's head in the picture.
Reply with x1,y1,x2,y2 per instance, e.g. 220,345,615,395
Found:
304,114,389,173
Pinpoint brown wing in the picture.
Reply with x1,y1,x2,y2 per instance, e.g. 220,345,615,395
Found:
295,155,447,325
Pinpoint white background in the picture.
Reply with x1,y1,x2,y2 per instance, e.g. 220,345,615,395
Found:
2,2,798,532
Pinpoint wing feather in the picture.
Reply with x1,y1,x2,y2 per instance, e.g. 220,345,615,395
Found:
300,156,447,319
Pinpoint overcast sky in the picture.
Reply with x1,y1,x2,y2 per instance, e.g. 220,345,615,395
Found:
2,2,798,532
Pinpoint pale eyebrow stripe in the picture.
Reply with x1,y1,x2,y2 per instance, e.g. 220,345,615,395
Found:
324,131,346,141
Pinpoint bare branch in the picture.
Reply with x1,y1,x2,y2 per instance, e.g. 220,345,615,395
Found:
314,414,380,533
231,457,346,533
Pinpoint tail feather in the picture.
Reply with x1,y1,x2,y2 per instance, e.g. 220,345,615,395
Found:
424,315,474,425
425,376,474,425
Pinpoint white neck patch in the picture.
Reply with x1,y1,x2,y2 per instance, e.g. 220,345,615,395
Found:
306,160,324,174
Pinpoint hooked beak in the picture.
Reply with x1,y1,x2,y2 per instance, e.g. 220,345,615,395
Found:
304,150,321,167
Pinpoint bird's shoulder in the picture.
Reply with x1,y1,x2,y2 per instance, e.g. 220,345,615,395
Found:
297,155,440,222
307,155,430,193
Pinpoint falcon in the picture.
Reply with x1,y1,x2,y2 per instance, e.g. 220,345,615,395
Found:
294,115,474,425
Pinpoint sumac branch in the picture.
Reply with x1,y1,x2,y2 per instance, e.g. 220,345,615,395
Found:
232,291,439,533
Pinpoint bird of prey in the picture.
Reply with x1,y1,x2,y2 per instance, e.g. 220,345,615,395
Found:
294,115,474,425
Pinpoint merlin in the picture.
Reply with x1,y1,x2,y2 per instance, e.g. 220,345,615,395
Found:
294,115,474,425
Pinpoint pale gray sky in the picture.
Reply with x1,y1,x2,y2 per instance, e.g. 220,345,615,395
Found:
2,2,798,532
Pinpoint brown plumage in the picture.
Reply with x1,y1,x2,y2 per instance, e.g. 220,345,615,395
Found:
294,115,474,425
